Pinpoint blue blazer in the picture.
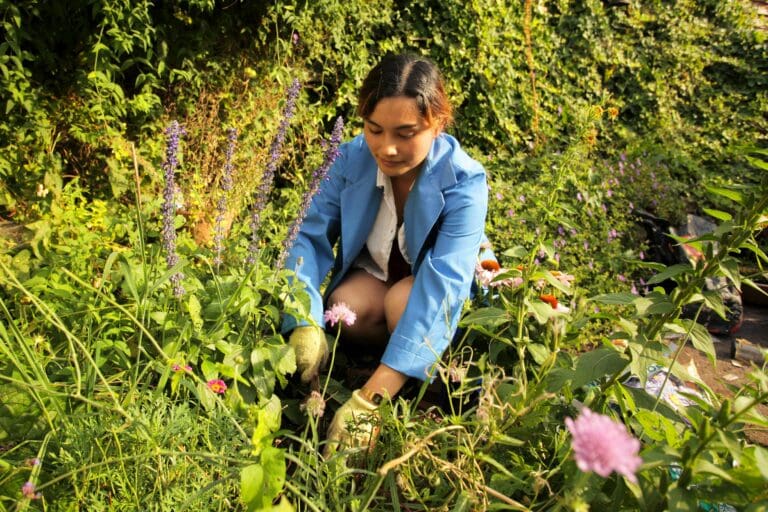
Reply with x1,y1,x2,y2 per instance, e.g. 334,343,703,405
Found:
282,132,489,380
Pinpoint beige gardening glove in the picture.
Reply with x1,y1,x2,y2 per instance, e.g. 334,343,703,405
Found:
288,326,329,384
323,389,381,459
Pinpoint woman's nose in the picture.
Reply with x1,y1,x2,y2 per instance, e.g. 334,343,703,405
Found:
382,135,398,155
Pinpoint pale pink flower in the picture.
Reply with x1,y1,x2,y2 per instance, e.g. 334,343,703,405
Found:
565,408,642,483
324,302,356,327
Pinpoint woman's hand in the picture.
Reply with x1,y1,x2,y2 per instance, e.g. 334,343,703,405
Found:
323,389,381,458
288,326,328,384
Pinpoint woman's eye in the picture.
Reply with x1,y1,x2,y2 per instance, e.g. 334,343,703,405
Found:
400,132,416,139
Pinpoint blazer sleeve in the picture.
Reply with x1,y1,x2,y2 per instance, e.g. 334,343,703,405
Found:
281,147,348,333
380,169,488,380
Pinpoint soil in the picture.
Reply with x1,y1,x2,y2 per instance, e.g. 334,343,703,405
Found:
678,300,768,446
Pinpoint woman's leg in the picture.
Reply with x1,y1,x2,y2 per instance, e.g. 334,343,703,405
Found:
326,269,390,347
384,275,415,333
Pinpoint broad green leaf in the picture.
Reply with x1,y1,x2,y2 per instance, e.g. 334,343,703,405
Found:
545,367,574,392
718,257,741,288
187,294,203,332
241,463,264,511
259,446,286,508
502,245,528,259
270,343,296,376
647,264,691,285
676,319,715,366
590,292,637,305
572,348,629,388
460,307,508,328
528,299,559,324
527,343,550,365
755,447,768,480
666,487,697,511
700,289,727,320
692,459,733,481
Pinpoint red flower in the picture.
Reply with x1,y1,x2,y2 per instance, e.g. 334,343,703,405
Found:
540,294,559,309
480,259,501,271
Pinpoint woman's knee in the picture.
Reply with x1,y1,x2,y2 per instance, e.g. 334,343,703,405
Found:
327,271,388,330
384,276,414,332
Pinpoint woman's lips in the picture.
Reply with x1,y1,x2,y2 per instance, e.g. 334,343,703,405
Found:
380,159,400,168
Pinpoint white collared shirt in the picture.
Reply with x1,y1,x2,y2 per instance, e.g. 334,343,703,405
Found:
353,168,412,281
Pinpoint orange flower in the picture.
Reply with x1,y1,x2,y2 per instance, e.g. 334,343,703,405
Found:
540,294,559,309
607,107,619,120
480,259,501,271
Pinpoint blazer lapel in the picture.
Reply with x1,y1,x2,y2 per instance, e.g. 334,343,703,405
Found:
405,165,445,270
340,170,380,269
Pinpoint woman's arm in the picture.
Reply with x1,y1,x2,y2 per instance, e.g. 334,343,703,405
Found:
362,364,410,402
381,169,489,380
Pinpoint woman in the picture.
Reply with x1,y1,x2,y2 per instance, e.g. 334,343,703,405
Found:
282,53,491,454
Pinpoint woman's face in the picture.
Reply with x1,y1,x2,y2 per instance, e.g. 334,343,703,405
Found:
363,96,439,180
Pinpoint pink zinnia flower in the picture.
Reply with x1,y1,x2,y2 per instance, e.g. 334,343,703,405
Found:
207,379,227,394
565,408,642,483
324,302,356,327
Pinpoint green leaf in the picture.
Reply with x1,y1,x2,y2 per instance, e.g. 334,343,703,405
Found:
754,446,768,480
259,446,286,508
501,245,528,259
718,257,741,288
700,289,727,320
701,208,732,221
460,307,508,328
705,185,743,204
692,459,733,481
572,348,629,388
677,319,716,366
241,463,264,511
647,264,691,285
527,343,550,365
666,487,698,511
188,294,203,332
590,292,637,305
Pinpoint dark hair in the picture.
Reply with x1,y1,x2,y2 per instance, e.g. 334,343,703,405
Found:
357,53,453,129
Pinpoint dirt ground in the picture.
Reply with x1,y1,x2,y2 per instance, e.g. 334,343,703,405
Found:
678,297,768,446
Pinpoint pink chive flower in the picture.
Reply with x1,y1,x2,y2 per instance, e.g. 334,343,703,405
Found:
207,379,227,394
22,482,41,499
324,302,357,327
565,408,642,483
300,390,326,418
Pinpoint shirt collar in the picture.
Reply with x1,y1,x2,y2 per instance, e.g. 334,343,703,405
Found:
376,167,388,189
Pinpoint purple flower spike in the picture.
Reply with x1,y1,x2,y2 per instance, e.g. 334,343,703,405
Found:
278,116,344,268
161,121,186,297
214,127,238,267
248,78,302,265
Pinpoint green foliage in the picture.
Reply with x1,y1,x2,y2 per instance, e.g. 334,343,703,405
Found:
2,0,768,510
